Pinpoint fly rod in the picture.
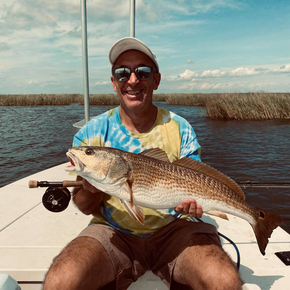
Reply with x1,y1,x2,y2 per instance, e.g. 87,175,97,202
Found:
29,180,290,189
28,179,289,213
29,180,83,188
238,181,290,188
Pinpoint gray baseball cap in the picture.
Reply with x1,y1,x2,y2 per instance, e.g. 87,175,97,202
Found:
109,37,159,72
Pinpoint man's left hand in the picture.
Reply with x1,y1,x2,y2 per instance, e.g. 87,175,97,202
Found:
174,199,203,218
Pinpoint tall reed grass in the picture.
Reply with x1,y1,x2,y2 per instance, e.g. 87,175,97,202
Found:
0,94,119,106
205,92,290,120
1,92,289,120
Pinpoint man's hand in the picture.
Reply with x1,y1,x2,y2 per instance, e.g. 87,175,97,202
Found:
82,179,100,193
72,177,104,215
174,199,203,218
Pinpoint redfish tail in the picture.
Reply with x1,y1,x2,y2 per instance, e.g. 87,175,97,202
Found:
252,209,283,255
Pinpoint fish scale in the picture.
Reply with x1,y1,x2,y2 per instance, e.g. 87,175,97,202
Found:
129,158,242,209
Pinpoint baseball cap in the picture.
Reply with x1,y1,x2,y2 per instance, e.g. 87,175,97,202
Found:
109,37,159,72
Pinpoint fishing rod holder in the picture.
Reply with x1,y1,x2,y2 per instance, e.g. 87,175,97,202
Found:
29,180,82,212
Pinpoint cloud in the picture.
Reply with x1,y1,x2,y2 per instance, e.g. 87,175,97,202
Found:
229,67,260,76
201,69,226,77
27,80,39,85
274,64,290,73
179,81,242,91
94,81,111,86
162,0,243,16
179,69,198,79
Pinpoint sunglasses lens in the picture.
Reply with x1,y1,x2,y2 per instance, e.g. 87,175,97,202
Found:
135,66,152,80
114,68,131,82
114,66,152,82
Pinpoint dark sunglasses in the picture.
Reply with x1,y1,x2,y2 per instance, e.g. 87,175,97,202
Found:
113,66,155,82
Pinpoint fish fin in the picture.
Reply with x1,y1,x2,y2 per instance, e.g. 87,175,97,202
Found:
121,200,145,224
139,148,170,162
124,179,134,207
173,158,245,200
207,211,229,220
251,208,283,255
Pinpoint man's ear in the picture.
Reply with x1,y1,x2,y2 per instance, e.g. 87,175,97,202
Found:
111,76,117,92
153,73,161,90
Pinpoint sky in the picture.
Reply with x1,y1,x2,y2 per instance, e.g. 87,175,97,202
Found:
0,0,290,94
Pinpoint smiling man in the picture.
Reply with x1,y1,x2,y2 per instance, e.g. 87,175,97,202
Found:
44,37,242,290
110,49,160,133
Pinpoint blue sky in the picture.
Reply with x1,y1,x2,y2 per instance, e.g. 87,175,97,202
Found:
0,0,289,94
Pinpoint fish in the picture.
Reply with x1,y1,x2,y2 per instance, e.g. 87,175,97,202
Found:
66,146,283,255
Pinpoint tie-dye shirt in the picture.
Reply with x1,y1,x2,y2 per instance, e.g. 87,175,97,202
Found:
73,106,201,237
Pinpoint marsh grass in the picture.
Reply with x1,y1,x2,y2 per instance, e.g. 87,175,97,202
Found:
157,92,290,120
0,94,119,106
205,92,290,120
1,92,289,120
0,94,82,106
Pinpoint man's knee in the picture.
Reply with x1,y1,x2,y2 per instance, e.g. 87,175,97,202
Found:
43,236,115,290
200,246,242,289
44,238,88,289
173,235,242,290
210,265,242,290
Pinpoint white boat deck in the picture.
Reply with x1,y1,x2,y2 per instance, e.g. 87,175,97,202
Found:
0,163,289,289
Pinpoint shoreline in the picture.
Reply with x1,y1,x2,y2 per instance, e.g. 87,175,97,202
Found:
1,92,289,120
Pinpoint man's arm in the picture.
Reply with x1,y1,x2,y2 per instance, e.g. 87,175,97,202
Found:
72,176,104,215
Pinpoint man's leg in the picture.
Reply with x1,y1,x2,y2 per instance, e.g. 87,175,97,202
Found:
43,236,116,290
173,234,242,290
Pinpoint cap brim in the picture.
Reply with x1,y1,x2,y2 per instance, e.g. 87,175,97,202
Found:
109,37,159,71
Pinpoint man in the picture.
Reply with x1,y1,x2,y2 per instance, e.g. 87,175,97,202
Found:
44,37,242,289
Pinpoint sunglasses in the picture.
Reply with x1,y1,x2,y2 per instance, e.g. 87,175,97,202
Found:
113,66,155,82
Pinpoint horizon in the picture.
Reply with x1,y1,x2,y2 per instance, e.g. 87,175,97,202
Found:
0,0,289,95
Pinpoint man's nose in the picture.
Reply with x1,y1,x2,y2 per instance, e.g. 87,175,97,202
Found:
127,71,139,84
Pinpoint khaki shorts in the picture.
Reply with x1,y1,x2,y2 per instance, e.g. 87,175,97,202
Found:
78,219,220,289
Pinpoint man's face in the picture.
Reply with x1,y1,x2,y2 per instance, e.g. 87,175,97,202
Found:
111,50,161,112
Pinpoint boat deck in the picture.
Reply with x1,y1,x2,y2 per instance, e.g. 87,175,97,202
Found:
0,163,289,289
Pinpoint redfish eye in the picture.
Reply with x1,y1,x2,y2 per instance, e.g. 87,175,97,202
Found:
85,148,94,155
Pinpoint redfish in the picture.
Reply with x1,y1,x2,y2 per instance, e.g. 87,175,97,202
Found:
66,146,283,255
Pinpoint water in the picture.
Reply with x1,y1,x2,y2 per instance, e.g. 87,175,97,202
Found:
1,103,289,233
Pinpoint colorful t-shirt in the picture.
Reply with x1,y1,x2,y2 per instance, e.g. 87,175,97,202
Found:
73,106,201,237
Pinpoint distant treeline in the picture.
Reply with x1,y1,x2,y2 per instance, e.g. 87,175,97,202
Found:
1,92,289,120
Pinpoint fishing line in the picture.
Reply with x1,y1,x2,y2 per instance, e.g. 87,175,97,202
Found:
191,217,241,271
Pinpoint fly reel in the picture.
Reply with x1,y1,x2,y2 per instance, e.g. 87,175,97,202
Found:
29,180,82,212
42,187,71,212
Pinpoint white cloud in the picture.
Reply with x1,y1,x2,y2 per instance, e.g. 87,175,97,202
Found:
180,69,198,79
28,80,39,85
163,0,243,16
179,81,242,91
201,69,226,77
229,67,260,76
94,81,111,86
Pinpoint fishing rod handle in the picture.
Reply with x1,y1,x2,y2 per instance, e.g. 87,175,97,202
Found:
29,180,83,188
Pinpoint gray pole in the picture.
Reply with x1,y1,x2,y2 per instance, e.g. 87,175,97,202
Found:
81,0,90,123
130,0,135,37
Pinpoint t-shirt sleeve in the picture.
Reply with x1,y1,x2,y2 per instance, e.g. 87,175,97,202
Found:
179,119,201,161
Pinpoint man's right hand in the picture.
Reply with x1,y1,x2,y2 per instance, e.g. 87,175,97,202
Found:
72,177,104,215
